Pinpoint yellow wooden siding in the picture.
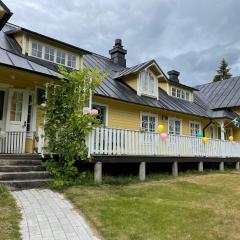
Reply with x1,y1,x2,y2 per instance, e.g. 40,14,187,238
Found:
124,75,138,91
93,96,215,137
159,82,169,93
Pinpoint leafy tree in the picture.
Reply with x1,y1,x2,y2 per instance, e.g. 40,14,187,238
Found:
43,66,105,181
213,58,232,82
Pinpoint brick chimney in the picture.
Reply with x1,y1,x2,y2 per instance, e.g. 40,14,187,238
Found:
109,39,127,67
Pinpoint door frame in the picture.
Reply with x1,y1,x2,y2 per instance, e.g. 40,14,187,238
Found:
0,87,8,131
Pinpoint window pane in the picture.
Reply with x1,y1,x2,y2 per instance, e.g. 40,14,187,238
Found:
172,88,176,97
32,42,42,58
44,46,55,62
186,92,190,101
0,91,4,120
10,92,23,121
92,104,106,125
67,54,76,68
141,115,148,131
56,50,66,65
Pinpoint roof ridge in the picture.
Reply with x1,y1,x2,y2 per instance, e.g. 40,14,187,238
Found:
196,76,240,88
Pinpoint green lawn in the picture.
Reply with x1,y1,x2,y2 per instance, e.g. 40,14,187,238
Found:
64,171,240,240
0,185,20,240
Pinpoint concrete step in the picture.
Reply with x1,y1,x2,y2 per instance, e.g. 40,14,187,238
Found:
0,159,42,166
0,154,42,160
0,179,52,190
0,171,50,180
0,165,45,172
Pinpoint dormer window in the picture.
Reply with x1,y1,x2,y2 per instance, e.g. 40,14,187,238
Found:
138,70,158,98
56,50,66,65
30,40,79,69
44,46,54,62
171,87,190,101
32,42,43,58
67,54,76,68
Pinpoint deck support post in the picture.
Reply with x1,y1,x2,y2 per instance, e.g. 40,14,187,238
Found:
219,161,224,171
94,162,102,183
198,161,203,172
236,161,240,170
172,161,178,177
139,162,146,181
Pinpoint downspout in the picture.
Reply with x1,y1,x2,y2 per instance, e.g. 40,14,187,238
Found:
203,119,212,137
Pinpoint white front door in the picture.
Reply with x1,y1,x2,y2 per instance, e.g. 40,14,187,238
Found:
5,89,29,153
7,89,29,132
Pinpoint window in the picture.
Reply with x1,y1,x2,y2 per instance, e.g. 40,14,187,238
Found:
0,91,4,120
141,113,157,132
31,42,43,58
44,46,55,62
169,118,181,135
171,88,176,97
67,54,76,68
92,104,107,126
139,70,156,96
10,92,23,122
56,50,66,65
30,41,78,69
171,87,191,101
190,121,200,136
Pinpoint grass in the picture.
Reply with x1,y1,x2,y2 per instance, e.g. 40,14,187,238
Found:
63,171,240,240
0,185,21,240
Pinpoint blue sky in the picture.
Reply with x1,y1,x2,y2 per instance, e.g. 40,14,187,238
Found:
4,0,240,85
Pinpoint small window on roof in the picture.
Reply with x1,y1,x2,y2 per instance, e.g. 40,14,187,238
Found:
139,70,157,97
32,42,43,58
56,50,66,65
67,54,76,68
44,46,55,62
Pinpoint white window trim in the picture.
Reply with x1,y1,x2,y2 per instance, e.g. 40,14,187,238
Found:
168,117,182,135
189,121,201,137
171,86,191,101
92,102,109,127
137,70,159,99
140,112,158,132
29,38,79,69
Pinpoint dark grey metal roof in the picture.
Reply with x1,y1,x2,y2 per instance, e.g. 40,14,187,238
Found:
195,76,240,109
0,47,61,77
83,53,237,119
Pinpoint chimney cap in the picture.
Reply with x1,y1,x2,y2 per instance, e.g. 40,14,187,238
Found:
167,70,180,83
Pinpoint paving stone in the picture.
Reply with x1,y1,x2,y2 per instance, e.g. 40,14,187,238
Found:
12,189,100,240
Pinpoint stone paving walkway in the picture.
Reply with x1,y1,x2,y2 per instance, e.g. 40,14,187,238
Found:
12,189,100,240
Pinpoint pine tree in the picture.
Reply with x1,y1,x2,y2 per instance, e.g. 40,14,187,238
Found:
213,58,232,82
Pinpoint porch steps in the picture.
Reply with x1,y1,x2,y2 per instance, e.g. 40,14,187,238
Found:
0,154,52,190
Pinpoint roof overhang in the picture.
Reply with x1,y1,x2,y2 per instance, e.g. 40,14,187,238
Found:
6,26,92,55
0,0,12,31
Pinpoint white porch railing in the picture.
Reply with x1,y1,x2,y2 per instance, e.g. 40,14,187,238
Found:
0,131,27,154
88,127,240,158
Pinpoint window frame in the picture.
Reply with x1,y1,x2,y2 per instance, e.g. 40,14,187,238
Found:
92,102,108,127
140,112,158,132
168,117,182,135
189,121,201,137
171,86,191,101
138,70,158,98
29,39,78,69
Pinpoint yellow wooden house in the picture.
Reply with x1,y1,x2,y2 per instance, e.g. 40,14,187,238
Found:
0,0,240,181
